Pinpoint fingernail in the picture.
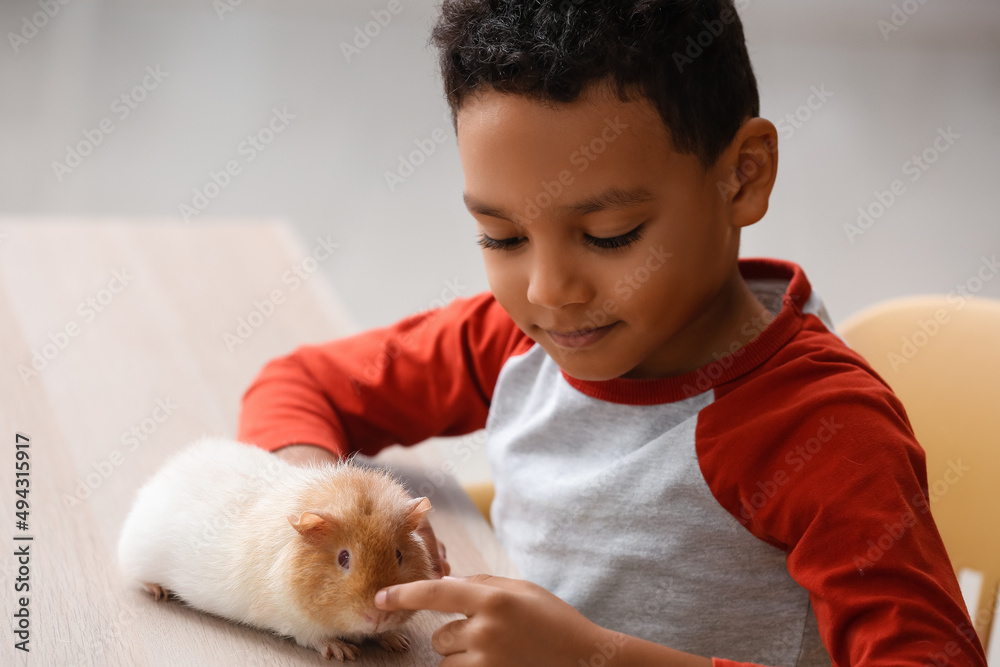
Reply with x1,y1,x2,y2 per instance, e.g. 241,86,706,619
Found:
374,589,388,606
442,575,458,580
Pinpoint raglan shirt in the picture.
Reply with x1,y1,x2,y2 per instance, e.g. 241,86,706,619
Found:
237,257,987,666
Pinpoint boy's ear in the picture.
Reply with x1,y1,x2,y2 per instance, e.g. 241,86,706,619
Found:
715,117,778,229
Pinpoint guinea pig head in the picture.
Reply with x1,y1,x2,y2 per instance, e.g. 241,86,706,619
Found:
286,468,434,636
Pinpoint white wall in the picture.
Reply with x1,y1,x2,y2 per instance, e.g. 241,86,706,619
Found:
2,0,997,330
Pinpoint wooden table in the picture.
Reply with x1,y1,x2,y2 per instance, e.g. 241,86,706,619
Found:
0,219,516,666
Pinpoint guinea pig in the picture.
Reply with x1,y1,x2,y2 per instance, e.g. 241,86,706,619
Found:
116,436,434,661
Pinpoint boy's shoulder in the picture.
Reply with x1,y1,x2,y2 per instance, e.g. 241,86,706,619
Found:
742,261,909,427
709,287,916,463
702,343,926,549
736,256,906,416
702,259,926,540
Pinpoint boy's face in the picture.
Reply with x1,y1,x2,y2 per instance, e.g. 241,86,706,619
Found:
456,82,757,381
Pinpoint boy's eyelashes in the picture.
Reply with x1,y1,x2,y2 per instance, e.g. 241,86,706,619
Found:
476,223,646,253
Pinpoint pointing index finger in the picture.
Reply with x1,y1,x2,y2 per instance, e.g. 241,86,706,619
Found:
375,576,485,616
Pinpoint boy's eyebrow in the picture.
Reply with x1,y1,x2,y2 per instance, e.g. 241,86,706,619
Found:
463,185,657,225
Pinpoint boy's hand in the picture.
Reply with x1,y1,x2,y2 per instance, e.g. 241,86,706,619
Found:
373,574,614,666
273,443,450,578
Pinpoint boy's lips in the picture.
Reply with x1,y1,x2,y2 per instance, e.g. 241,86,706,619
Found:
543,322,619,349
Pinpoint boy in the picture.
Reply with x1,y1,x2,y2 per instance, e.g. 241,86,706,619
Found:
238,1,987,665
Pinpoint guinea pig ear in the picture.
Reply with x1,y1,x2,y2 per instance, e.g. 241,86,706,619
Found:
287,511,336,537
403,497,432,532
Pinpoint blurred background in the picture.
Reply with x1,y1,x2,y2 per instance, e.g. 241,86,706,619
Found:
2,0,999,483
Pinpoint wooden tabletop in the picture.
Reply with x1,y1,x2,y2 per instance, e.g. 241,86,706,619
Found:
0,219,517,667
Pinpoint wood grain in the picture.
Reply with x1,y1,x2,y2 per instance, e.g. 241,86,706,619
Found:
0,219,516,666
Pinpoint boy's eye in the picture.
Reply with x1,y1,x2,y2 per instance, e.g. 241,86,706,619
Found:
475,223,645,253
586,224,646,251
476,233,525,252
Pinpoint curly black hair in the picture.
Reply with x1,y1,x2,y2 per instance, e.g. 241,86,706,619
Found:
429,0,759,169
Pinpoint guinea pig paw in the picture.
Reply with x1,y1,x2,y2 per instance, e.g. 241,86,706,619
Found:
377,630,411,653
142,582,171,601
318,638,360,662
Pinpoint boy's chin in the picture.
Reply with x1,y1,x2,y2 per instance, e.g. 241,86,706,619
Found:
546,350,632,382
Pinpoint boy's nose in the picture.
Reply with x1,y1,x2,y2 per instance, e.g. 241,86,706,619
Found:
526,255,590,310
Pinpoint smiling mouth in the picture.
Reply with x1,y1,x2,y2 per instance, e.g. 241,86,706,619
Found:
543,322,619,348
546,324,610,336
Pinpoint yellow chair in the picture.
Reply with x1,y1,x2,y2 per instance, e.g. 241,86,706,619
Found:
838,295,1000,649
463,480,495,526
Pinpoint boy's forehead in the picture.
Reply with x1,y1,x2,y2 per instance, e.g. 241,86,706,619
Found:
455,84,693,213
456,83,666,145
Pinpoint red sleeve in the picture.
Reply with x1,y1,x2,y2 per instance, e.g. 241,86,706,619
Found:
236,290,531,458
701,316,987,667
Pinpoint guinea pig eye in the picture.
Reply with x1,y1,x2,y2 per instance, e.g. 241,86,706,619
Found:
395,549,403,565
337,549,350,571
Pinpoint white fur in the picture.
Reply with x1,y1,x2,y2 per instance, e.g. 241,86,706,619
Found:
116,436,357,647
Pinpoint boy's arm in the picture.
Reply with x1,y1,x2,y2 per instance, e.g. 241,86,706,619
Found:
515,391,985,667
700,381,988,666
236,291,528,458
270,443,340,466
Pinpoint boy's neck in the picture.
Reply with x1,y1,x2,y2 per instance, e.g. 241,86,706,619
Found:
621,265,771,380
